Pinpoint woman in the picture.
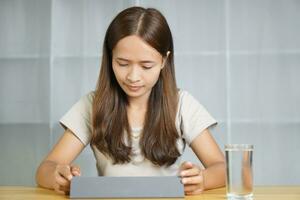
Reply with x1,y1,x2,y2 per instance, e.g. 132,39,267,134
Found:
36,6,225,196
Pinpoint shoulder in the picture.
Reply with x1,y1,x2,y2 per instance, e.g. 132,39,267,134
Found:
176,89,217,144
178,89,191,99
178,89,201,108
59,91,95,145
66,91,95,120
81,91,95,104
177,89,215,123
76,91,95,110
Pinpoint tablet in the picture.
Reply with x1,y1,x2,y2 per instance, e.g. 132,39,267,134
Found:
70,176,184,198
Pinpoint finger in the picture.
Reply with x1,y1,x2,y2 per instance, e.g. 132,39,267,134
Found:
71,170,81,176
179,161,194,171
54,180,70,195
59,184,70,192
180,167,200,177
55,172,70,187
182,175,203,185
184,184,198,193
71,165,81,176
71,165,80,171
189,188,204,195
54,183,68,195
57,165,73,181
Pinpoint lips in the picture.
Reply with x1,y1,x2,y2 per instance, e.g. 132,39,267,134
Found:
126,84,143,91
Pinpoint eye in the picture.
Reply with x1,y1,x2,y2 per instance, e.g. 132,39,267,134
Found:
117,62,128,67
142,65,154,70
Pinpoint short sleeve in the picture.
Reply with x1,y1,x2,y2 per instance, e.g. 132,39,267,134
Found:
178,91,217,145
59,92,94,146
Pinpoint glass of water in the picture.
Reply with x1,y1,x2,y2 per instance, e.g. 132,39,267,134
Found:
225,144,253,200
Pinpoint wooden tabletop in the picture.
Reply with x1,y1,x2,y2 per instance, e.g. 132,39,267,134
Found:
0,186,299,200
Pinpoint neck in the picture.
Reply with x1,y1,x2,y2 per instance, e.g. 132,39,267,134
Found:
127,91,151,111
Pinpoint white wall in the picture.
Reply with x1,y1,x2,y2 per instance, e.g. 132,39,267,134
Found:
0,0,299,186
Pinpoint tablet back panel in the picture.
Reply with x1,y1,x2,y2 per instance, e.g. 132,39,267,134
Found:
70,176,184,198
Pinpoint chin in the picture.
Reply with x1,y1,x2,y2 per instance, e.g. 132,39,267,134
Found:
125,91,144,98
125,89,150,99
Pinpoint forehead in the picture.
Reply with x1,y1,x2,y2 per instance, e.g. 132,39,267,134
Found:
112,35,162,61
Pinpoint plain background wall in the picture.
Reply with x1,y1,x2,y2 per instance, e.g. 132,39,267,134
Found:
0,0,299,186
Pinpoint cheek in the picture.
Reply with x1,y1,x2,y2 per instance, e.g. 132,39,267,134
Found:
112,65,122,80
146,70,161,86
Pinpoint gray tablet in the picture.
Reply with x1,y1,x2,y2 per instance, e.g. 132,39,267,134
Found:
70,176,184,198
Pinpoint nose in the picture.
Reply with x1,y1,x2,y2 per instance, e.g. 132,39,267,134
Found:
126,66,141,83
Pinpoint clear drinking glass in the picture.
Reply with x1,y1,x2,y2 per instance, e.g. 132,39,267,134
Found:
225,144,253,200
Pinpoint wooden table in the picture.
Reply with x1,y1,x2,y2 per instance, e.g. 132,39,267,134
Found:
0,186,299,199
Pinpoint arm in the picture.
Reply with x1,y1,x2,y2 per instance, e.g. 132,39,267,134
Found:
179,128,226,195
35,129,85,194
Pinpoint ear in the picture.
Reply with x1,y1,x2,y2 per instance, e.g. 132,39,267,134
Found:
161,51,171,69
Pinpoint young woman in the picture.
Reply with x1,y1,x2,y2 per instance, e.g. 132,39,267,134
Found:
36,6,225,196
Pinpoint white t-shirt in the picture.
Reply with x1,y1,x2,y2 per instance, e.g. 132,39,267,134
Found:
60,90,217,176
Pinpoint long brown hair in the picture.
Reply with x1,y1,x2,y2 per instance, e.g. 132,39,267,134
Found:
91,7,180,166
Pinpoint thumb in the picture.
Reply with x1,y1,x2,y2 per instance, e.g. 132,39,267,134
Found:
58,165,73,181
71,165,81,176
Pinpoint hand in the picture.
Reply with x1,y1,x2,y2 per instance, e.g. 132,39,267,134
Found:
179,161,204,195
53,164,81,195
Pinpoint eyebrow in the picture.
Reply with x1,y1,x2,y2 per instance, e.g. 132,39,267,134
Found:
116,57,156,64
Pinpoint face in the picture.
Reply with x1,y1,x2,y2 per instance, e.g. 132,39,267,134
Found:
112,35,165,102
